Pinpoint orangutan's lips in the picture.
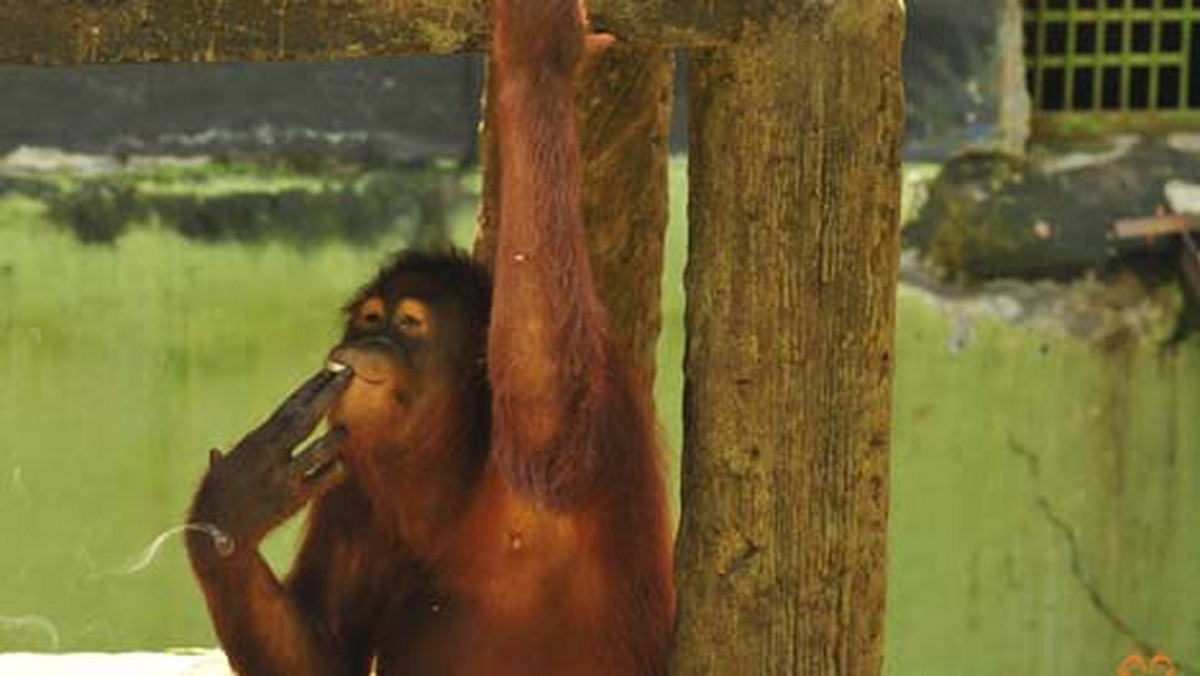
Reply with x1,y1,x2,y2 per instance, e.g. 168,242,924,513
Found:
328,359,388,387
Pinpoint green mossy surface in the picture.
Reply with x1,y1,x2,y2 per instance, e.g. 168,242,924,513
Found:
0,161,477,248
905,141,1200,283
886,284,1199,675
905,152,1058,279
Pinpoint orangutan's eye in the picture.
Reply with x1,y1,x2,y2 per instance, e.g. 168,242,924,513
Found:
355,297,386,330
394,299,432,338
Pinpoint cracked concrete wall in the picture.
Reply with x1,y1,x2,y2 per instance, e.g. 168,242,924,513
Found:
886,283,1200,675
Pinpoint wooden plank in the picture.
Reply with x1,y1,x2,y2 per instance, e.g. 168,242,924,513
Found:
671,2,904,674
0,0,739,66
1110,214,1200,241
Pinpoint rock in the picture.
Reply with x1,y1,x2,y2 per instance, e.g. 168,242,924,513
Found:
905,138,1200,279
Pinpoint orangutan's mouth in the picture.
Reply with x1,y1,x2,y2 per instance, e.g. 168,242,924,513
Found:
328,359,386,386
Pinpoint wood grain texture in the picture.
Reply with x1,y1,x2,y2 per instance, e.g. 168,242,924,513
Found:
670,2,905,674
476,45,673,378
0,0,737,66
575,45,674,377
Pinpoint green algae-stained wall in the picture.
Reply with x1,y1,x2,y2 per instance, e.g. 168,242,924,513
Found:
0,165,1197,671
886,286,1200,675
0,195,384,650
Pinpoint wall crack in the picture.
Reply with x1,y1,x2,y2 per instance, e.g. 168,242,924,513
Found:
1007,436,1196,674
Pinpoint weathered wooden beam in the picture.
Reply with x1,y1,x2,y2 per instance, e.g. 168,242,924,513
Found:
0,0,739,66
671,2,904,674
1110,214,1200,241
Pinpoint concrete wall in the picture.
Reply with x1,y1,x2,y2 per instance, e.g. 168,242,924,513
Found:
887,278,1198,675
0,56,693,163
0,57,484,164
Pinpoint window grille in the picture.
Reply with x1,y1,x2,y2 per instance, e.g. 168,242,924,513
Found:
1023,0,1200,134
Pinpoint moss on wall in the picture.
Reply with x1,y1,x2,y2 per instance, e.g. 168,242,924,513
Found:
0,160,475,247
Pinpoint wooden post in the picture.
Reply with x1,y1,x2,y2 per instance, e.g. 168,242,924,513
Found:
575,46,674,376
671,3,905,675
477,46,674,376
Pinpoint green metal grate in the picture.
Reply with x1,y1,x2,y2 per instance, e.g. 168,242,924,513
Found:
1024,0,1200,135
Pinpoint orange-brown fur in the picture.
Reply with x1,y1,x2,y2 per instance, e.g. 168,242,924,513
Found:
187,1,673,673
